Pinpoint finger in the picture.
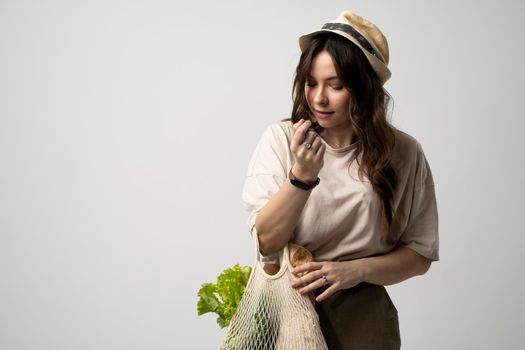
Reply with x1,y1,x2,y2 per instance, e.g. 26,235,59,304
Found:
290,127,309,150
291,120,312,148
292,121,308,146
291,269,325,288
315,283,340,302
297,132,318,155
304,130,318,143
298,277,327,295
296,119,312,137
309,135,323,152
292,261,321,275
314,143,326,159
292,119,305,132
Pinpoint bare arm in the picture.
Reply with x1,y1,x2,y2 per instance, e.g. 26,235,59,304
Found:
255,177,312,255
291,246,433,302
359,246,432,286
256,119,326,255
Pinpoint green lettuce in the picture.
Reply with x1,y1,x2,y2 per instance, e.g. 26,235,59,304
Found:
197,264,252,328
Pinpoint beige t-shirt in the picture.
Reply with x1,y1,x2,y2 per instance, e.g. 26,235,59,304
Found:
241,120,439,262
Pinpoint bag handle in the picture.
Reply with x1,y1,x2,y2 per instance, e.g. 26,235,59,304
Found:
250,227,291,280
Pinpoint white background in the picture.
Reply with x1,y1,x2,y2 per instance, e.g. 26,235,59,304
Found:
1,0,524,349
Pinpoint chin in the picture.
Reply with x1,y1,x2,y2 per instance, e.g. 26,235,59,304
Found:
315,118,334,128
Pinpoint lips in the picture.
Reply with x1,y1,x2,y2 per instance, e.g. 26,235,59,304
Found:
314,109,334,118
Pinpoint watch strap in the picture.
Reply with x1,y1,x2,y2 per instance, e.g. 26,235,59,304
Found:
288,169,320,190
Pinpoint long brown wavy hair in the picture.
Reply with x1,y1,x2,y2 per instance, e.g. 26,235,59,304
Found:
282,32,398,242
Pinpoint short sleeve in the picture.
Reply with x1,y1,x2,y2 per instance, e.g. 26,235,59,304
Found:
399,142,440,261
241,124,290,235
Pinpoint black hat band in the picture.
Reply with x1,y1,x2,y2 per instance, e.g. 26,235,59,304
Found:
321,22,381,61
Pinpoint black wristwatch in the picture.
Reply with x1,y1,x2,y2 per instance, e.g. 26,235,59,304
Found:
288,169,320,191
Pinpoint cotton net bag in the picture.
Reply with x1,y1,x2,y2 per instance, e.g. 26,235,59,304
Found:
218,230,329,349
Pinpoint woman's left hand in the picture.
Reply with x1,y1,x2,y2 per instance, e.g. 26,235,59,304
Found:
291,260,366,302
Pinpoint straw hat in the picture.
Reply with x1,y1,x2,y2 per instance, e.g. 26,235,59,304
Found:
298,10,391,85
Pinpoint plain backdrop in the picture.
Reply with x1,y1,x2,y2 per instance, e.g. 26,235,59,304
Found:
1,0,524,349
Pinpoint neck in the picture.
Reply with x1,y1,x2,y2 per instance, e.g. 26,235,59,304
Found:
320,126,355,148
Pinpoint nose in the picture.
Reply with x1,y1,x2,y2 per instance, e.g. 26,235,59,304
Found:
313,87,328,105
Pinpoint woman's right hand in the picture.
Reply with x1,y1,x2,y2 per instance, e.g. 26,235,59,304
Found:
290,119,326,181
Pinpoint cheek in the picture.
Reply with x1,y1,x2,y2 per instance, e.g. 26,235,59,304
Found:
304,90,314,105
304,88,311,99
335,94,351,110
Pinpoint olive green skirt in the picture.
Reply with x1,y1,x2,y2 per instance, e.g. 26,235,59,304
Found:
314,282,401,350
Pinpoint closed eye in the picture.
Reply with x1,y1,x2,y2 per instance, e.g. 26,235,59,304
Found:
306,82,344,90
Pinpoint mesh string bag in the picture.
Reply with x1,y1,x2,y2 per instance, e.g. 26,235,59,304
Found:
218,231,329,350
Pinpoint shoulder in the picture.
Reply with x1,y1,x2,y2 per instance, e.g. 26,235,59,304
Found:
392,127,425,163
245,119,293,176
393,127,422,152
392,127,435,187
391,127,429,172
258,119,293,145
266,119,293,138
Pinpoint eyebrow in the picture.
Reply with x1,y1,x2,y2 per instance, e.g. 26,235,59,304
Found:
307,75,340,81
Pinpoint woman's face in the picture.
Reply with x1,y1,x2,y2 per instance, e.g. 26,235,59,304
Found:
304,50,352,131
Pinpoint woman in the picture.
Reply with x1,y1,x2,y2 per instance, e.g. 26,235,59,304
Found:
242,10,439,349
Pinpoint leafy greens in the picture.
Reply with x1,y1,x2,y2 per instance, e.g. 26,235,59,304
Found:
197,264,252,328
